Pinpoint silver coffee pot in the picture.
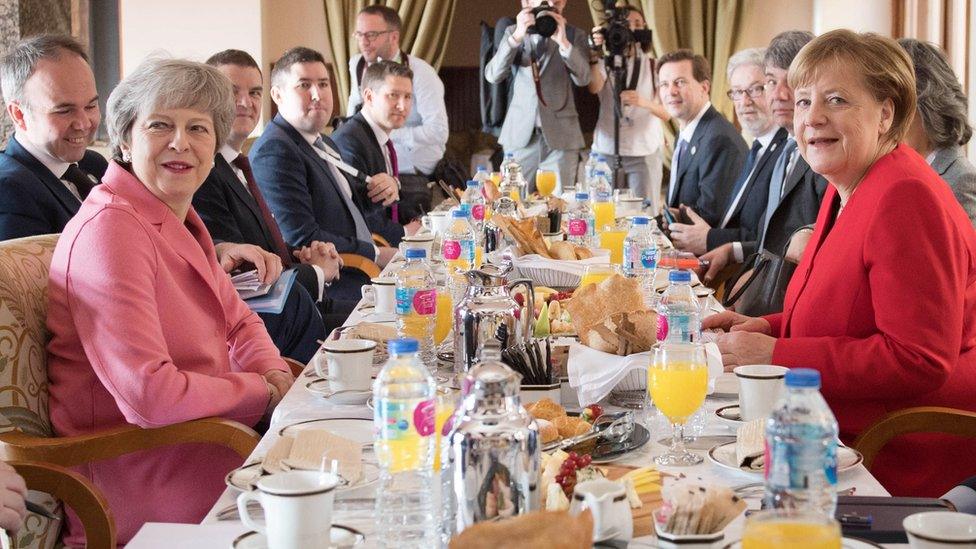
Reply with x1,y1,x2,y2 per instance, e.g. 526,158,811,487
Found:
483,196,518,254
453,265,534,377
445,343,540,534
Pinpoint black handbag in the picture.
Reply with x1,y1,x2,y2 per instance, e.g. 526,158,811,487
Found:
722,226,808,316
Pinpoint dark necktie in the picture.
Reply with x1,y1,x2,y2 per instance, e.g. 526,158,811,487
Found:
62,163,95,201
231,154,292,268
720,140,763,228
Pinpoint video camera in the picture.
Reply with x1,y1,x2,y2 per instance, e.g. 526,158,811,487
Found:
589,0,653,57
527,1,558,38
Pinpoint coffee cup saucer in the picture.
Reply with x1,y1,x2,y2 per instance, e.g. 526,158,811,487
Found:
305,378,372,405
714,403,744,428
232,524,365,548
360,311,396,323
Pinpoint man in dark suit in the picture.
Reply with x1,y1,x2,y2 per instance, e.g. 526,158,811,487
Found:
251,47,418,300
0,35,107,240
195,49,355,332
701,31,828,313
670,47,788,256
658,49,747,228
332,60,416,246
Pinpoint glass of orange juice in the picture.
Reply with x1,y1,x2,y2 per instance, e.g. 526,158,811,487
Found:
599,227,627,265
649,342,707,466
536,170,557,197
592,195,616,231
742,510,841,549
433,292,453,345
580,263,620,287
433,386,458,471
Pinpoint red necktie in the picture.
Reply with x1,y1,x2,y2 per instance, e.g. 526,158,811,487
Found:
384,140,400,222
232,154,292,268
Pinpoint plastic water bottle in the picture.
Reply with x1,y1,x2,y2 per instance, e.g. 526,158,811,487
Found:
460,180,486,233
500,163,524,203
590,170,615,231
584,151,600,183
567,192,595,246
442,209,476,272
499,152,517,176
765,368,840,517
658,270,701,343
395,249,437,367
374,338,439,548
473,165,491,186
623,216,657,280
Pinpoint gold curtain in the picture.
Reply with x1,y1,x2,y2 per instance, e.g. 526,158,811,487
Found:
324,0,459,115
588,1,744,165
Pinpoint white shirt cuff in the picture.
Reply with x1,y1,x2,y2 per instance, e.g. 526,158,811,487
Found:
508,34,521,48
732,242,744,263
373,244,381,261
558,42,572,58
309,264,326,302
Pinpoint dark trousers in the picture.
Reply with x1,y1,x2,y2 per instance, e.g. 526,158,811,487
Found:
258,282,326,363
320,298,357,334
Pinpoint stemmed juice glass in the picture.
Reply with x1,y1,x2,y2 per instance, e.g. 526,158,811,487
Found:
536,170,557,197
649,342,708,466
580,263,620,287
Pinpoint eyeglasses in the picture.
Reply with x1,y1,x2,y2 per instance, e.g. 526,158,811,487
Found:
727,85,765,101
354,30,393,42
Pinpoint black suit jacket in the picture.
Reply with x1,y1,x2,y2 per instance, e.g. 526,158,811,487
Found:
193,154,319,299
669,106,748,227
330,112,404,246
0,134,108,239
706,128,789,250
249,115,375,258
743,154,829,257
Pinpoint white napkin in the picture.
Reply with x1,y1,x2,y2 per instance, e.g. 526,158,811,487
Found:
568,337,723,406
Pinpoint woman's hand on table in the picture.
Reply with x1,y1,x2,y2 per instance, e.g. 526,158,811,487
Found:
702,310,771,335
215,242,283,285
715,331,776,370
263,369,295,401
0,462,27,533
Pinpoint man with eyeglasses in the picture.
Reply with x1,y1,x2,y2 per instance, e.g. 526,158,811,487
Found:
657,48,746,229
700,31,828,316
347,5,447,221
670,47,788,256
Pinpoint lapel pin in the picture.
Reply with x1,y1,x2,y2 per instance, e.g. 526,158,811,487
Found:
691,146,697,155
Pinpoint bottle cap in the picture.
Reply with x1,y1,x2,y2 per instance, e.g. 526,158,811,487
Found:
575,192,590,201
477,165,486,171
785,368,821,388
388,338,419,354
594,170,607,177
633,216,649,225
668,269,691,283
404,248,427,259
589,151,598,158
452,208,469,218
466,180,478,188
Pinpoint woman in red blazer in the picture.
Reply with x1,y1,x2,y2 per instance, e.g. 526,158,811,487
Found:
705,30,976,497
46,59,295,545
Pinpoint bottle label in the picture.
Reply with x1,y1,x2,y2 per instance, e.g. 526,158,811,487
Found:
471,204,485,221
460,239,475,263
442,240,461,260
396,287,437,315
765,431,839,491
568,218,588,236
664,313,693,342
641,247,658,269
375,397,436,441
596,191,611,202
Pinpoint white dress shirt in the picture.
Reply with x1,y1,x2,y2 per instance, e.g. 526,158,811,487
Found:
360,108,393,175
16,134,79,200
727,126,781,261
592,50,664,157
347,51,448,175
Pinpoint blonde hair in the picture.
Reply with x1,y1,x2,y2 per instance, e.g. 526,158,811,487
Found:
788,29,916,146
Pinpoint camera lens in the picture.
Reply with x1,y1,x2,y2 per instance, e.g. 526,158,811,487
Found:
533,13,557,37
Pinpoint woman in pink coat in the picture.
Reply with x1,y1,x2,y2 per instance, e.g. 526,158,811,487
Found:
46,58,294,545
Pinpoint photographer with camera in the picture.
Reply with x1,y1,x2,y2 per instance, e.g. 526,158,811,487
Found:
484,0,590,194
588,6,668,211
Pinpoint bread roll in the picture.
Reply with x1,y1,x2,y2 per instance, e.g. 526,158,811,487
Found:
553,416,591,439
548,240,578,260
573,246,594,259
536,419,559,444
526,398,566,422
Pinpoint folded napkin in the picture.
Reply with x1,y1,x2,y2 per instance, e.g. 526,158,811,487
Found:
568,336,723,406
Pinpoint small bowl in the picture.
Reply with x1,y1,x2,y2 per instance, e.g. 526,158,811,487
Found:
903,511,976,548
653,508,725,548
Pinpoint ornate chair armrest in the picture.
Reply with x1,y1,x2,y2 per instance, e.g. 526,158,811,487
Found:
283,356,309,378
0,417,259,467
9,460,115,549
371,233,391,248
339,253,381,279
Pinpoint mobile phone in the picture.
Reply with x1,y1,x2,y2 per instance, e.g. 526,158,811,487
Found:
662,208,676,225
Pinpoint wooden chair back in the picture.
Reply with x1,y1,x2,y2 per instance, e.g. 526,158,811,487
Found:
853,406,976,470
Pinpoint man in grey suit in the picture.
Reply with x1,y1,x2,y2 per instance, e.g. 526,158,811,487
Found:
485,0,590,193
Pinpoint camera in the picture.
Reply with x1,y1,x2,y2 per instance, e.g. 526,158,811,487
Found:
527,1,558,38
590,0,653,57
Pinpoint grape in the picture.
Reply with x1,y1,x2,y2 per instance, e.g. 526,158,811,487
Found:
568,452,578,460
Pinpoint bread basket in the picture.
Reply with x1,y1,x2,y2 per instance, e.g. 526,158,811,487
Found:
511,248,611,288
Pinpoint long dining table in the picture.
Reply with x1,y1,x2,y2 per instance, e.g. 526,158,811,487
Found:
127,252,898,548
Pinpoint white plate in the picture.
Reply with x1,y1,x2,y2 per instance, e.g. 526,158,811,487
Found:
232,524,365,548
225,461,263,492
715,404,744,427
305,379,372,405
280,460,380,492
842,537,883,548
360,312,396,323
278,418,373,444
707,440,864,477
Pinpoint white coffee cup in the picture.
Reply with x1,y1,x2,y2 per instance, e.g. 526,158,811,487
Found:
422,211,451,236
570,478,633,542
237,471,339,549
904,511,976,548
399,233,435,258
733,365,789,421
314,339,376,391
361,276,396,314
